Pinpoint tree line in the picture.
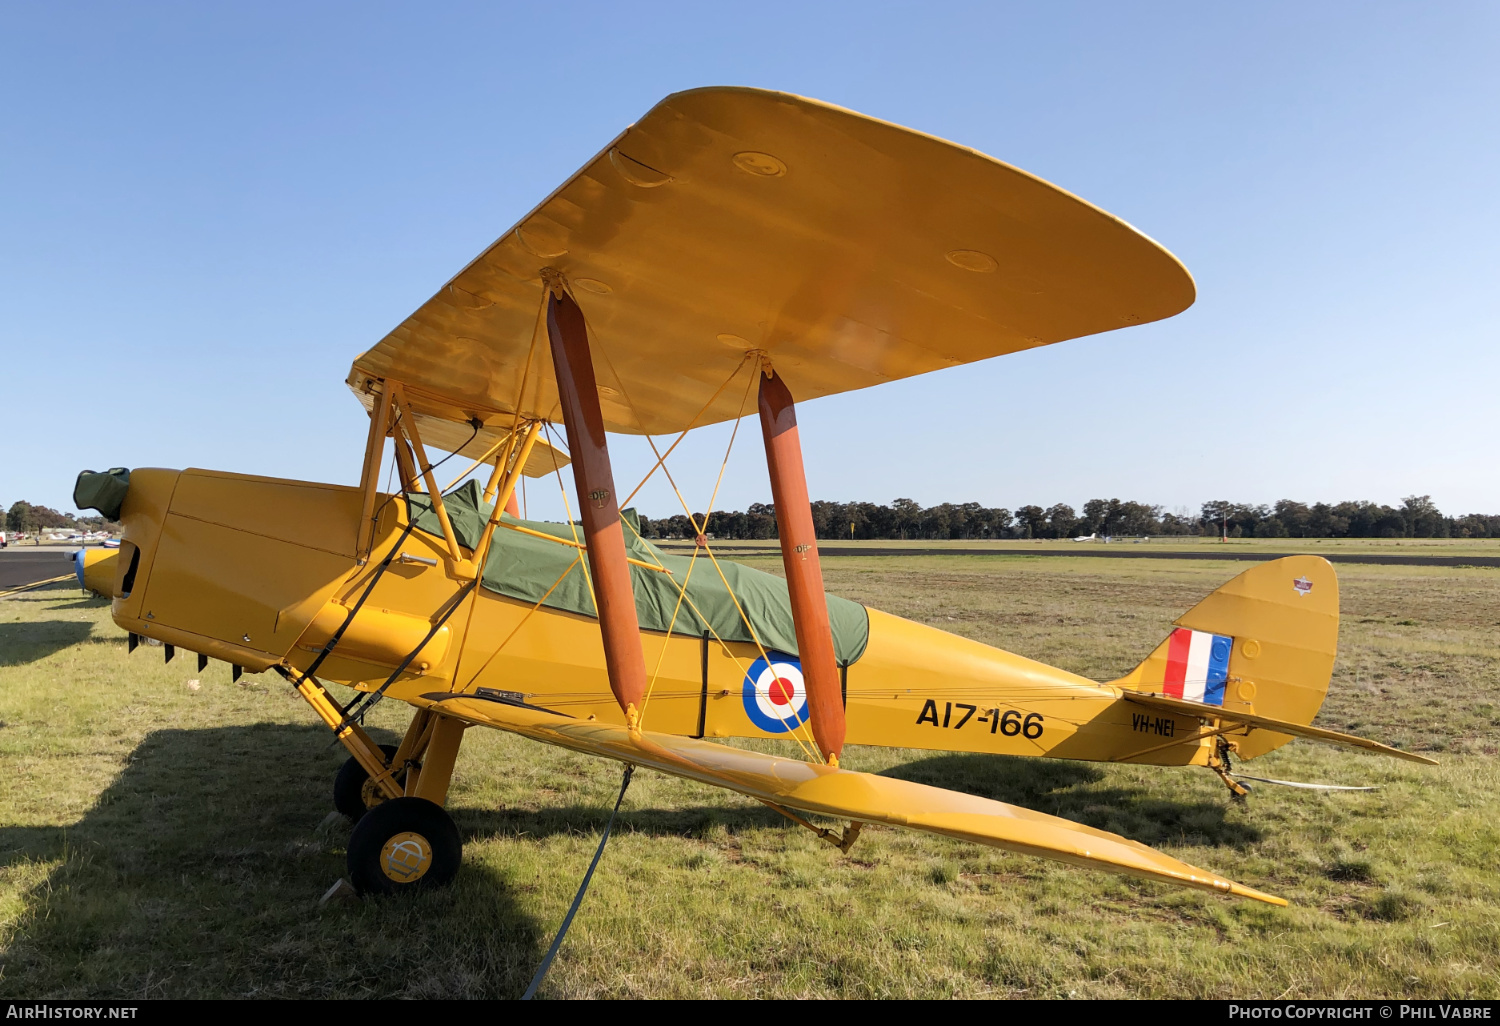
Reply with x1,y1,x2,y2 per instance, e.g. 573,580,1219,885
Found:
635,495,1500,541
4,501,116,534
8,493,1498,542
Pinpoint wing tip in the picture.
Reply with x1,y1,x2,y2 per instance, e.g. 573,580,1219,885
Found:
1229,882,1289,907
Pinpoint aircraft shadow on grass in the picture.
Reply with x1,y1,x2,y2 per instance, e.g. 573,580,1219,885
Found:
879,753,1262,850
0,726,1255,996
450,750,1260,852
0,723,544,998
0,620,100,666
47,597,114,611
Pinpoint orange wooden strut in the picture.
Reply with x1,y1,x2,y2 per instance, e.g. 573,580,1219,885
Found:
545,287,649,724
757,363,845,764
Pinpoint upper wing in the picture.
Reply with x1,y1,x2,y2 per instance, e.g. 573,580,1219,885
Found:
351,87,1195,437
1123,692,1438,765
420,692,1284,906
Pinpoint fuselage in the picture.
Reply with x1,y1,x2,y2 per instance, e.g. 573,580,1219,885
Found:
107,468,1210,768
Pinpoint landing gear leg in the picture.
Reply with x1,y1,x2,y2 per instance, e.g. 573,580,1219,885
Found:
341,709,467,894
1208,737,1252,800
334,743,405,821
331,708,443,819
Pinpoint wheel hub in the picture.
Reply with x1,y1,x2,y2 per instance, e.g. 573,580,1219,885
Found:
380,831,432,882
360,777,390,812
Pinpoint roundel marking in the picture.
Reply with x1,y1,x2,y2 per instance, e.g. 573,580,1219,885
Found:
742,653,809,734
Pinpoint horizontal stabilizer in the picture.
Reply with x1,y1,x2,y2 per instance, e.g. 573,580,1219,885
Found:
1123,692,1437,765
420,692,1285,906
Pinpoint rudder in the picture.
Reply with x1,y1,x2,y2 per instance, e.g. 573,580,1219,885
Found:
1112,555,1339,760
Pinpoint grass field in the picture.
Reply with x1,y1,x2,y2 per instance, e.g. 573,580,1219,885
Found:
1,554,1497,998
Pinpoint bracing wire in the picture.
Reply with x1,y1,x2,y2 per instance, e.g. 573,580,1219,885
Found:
571,300,822,759
636,367,757,725
639,422,826,761
619,514,820,764
456,554,583,692
422,419,481,479
544,279,820,759
637,545,699,723
619,352,756,509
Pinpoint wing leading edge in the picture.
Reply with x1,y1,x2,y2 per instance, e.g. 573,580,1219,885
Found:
419,692,1285,906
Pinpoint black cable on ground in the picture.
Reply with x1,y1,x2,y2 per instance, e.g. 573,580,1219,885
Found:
521,764,634,1001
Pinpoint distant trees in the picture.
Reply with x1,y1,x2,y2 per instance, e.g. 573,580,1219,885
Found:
4,501,118,534
6,502,35,534
1193,495,1470,540
633,494,1500,541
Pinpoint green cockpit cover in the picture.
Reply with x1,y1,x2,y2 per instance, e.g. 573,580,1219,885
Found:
406,482,869,665
73,468,131,521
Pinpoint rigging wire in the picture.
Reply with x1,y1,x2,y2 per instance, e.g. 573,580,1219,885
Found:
590,337,822,758
618,352,756,509
637,546,699,723
597,341,823,755
619,508,821,764
639,365,755,725
418,417,482,481
638,427,825,760
441,429,515,494
456,554,583,691
545,277,819,757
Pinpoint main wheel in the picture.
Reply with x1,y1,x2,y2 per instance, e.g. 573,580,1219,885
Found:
347,796,462,896
333,744,404,821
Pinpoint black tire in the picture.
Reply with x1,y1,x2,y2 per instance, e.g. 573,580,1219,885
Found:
347,797,462,896
333,744,403,821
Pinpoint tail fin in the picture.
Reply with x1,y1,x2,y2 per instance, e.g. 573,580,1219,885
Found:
1112,555,1338,760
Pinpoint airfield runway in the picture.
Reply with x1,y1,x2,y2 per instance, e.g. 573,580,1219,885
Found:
0,548,76,591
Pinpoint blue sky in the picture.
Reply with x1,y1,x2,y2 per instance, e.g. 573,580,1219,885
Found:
2,2,1496,522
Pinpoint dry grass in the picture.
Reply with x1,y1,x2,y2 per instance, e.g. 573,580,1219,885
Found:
0,556,1496,999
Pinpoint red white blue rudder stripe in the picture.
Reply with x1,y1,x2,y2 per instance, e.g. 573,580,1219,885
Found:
742,653,809,733
1163,628,1233,705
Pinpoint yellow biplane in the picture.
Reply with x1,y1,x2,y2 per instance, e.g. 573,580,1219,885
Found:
75,87,1432,907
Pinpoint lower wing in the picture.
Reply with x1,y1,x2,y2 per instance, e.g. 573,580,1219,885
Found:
418,691,1286,906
